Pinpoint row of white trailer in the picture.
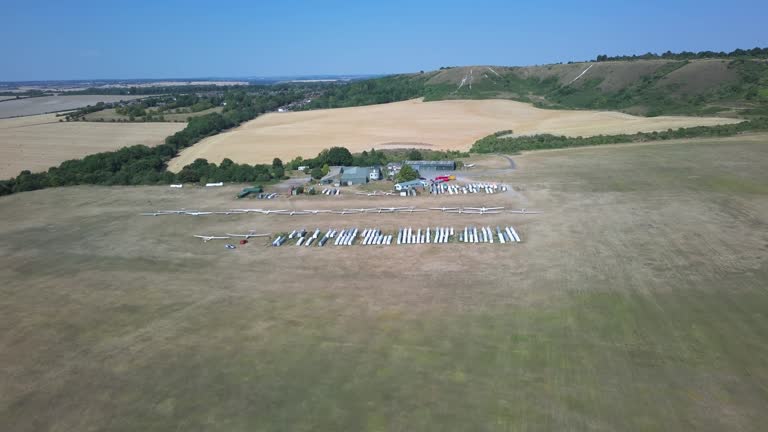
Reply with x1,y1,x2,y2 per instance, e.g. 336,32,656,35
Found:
321,188,341,196
430,182,508,195
397,226,454,244
458,226,520,244
257,192,279,200
270,225,521,247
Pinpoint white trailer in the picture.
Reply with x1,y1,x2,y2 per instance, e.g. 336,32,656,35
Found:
505,227,515,243
335,229,346,245
509,226,521,242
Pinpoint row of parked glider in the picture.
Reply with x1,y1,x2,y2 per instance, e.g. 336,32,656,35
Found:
197,224,522,247
268,224,522,247
143,207,540,217
355,191,395,197
193,231,271,242
430,182,508,195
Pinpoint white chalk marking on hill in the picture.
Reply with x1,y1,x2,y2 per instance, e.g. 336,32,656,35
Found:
456,75,467,91
487,67,501,77
469,68,473,90
568,64,594,85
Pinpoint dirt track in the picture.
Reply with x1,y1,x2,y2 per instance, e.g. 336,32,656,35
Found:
168,98,739,171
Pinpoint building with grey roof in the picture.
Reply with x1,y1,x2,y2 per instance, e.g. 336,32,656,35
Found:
340,166,377,185
405,160,456,171
394,179,428,191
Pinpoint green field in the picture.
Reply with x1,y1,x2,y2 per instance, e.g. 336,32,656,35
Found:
1,135,767,430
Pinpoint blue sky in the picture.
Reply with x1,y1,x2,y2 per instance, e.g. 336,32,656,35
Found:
1,0,766,81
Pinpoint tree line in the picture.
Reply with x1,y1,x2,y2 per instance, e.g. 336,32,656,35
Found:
302,75,429,109
0,90,303,196
64,84,266,96
594,47,768,62
470,118,768,154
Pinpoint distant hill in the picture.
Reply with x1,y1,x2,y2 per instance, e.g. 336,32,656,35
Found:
305,50,768,117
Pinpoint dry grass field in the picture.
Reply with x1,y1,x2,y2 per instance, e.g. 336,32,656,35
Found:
168,98,740,171
0,114,185,178
0,95,145,118
1,134,767,431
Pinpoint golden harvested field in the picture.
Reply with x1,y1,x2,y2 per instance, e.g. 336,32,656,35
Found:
168,98,739,171
0,114,185,178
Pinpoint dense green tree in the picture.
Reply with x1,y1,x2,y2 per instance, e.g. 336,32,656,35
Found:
273,166,285,179
310,167,324,179
287,156,303,170
304,75,429,109
396,164,420,182
407,149,423,160
325,147,353,166
177,167,201,183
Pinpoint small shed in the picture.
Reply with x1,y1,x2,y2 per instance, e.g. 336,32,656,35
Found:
394,179,427,191
369,166,382,181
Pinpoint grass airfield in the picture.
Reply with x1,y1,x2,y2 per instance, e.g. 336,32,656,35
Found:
1,135,768,431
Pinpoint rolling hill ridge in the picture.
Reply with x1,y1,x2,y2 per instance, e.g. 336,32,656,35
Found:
306,54,768,117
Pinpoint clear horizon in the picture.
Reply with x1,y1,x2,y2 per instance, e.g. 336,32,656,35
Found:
2,0,766,81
